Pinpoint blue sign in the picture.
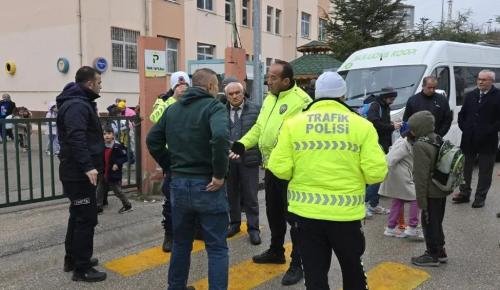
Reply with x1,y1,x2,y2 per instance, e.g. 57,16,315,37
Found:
57,57,70,73
93,57,108,73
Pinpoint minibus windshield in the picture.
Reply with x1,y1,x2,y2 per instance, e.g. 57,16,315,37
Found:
339,65,426,110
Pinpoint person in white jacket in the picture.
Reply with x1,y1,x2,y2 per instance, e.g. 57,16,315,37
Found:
379,132,423,239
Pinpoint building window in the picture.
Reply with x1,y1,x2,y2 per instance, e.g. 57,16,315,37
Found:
275,9,281,34
197,0,213,11
266,57,273,73
266,6,273,32
225,0,232,22
301,12,311,38
166,38,179,73
197,43,215,60
242,0,249,26
111,27,140,71
318,18,327,41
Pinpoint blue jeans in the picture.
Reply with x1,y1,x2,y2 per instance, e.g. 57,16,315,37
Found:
365,183,381,208
168,177,229,290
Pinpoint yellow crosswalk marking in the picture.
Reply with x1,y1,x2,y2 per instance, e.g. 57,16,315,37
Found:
104,223,250,277
364,261,430,290
191,243,292,290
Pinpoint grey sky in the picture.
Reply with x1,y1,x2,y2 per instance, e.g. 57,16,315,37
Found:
405,0,500,32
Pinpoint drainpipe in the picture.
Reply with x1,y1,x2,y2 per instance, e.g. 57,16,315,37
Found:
78,0,83,66
144,0,150,36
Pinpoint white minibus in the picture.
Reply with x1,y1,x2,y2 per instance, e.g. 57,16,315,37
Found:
337,40,500,145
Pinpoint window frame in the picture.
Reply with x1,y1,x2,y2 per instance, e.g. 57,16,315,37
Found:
197,43,215,60
166,38,179,73
111,27,140,72
225,0,232,22
301,12,311,38
318,18,327,41
275,9,281,35
197,0,213,11
242,0,249,26
266,6,273,33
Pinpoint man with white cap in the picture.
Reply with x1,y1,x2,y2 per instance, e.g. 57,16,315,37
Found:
267,71,388,290
149,71,191,252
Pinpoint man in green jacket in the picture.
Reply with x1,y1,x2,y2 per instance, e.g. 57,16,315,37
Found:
231,60,312,286
147,68,230,290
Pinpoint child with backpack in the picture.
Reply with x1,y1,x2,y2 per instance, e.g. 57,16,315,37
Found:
408,111,450,267
379,131,423,240
96,126,133,214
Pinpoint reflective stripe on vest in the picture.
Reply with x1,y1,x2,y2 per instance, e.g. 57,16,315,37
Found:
287,190,365,207
293,140,360,152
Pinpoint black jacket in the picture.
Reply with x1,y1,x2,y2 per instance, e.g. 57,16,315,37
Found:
403,92,452,137
105,141,128,183
56,82,104,182
227,100,261,167
367,96,393,153
458,86,500,154
147,86,230,179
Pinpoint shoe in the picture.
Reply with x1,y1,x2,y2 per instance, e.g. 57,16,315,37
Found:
496,212,500,218
404,227,424,241
368,205,390,215
411,253,440,267
227,224,241,238
365,206,373,219
383,227,406,238
252,249,286,264
438,248,448,263
162,234,173,253
472,199,485,208
118,204,133,214
64,257,99,272
72,267,107,282
249,231,261,245
281,265,303,286
186,286,195,290
452,194,470,204
97,207,103,215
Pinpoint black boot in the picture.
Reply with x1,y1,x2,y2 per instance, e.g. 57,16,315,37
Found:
64,257,99,272
281,265,303,285
162,233,173,253
72,268,107,282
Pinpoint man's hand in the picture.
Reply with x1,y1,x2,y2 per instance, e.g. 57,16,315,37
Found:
421,209,430,225
112,164,119,171
85,169,98,186
393,121,402,130
206,177,224,192
229,150,240,160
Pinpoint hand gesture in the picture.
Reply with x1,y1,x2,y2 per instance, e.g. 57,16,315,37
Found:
206,177,224,192
85,169,98,186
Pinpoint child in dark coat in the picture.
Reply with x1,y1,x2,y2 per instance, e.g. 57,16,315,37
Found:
97,126,132,214
408,111,449,267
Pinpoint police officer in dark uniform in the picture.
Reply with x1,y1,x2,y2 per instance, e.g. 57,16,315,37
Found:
56,66,106,282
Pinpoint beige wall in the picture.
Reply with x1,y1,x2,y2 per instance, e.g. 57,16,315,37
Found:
0,0,145,112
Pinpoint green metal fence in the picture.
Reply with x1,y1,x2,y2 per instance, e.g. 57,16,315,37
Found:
0,116,141,208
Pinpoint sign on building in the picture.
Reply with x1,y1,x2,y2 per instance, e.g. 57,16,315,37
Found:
145,50,166,77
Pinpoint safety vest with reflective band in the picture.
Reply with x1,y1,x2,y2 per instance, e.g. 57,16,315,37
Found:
267,98,388,221
149,96,177,124
239,84,312,167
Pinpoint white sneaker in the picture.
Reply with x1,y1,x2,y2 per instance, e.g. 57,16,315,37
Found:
384,227,406,238
365,206,373,219
404,227,424,241
368,205,390,215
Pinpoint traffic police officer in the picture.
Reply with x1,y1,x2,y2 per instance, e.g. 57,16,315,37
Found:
231,60,312,285
267,71,388,290
149,71,190,252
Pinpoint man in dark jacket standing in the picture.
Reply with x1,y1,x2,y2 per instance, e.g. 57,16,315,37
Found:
365,88,401,216
224,81,261,245
147,68,230,290
56,66,106,282
403,76,453,137
454,70,500,208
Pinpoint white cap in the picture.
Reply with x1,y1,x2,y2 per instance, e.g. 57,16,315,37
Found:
170,71,191,89
315,71,347,99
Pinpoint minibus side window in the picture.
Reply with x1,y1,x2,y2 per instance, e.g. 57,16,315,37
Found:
454,66,482,106
431,66,450,99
